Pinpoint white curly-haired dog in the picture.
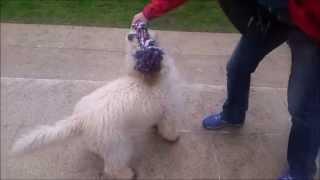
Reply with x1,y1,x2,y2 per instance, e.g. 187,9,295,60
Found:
11,30,183,179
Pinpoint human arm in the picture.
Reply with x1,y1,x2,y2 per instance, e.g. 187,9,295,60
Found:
132,0,187,24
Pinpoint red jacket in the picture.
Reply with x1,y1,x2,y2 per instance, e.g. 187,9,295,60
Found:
142,0,320,42
143,0,187,20
289,0,320,43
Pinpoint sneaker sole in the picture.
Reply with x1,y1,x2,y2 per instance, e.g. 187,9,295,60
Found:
203,123,243,130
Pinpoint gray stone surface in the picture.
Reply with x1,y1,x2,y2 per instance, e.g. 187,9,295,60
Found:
1,78,290,179
1,46,125,82
1,23,318,179
1,23,290,88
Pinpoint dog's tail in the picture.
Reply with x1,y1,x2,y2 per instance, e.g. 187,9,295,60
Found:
11,114,85,156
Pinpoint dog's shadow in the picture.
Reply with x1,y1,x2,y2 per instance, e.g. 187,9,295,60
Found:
76,130,181,179
131,130,182,178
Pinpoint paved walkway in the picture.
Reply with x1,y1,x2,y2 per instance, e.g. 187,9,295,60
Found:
1,23,318,179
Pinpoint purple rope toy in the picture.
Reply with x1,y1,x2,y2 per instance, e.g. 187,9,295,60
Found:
128,21,164,74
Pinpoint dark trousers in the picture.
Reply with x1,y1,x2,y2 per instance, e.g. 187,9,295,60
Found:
221,15,320,178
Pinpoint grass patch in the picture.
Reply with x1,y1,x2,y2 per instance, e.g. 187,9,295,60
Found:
0,0,236,32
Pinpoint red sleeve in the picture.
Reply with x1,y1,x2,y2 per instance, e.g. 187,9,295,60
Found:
143,0,187,20
289,0,320,43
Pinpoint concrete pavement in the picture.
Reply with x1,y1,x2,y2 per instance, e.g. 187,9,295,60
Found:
1,23,318,179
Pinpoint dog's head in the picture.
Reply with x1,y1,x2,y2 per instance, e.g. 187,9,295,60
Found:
126,30,164,75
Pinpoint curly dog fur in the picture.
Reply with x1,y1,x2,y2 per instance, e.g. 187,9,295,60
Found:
12,31,184,179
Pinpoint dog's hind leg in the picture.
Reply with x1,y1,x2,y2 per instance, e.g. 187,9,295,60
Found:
101,141,136,179
103,166,136,180
157,116,180,143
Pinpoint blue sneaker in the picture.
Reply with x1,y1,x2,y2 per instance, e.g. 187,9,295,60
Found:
202,112,243,130
278,170,311,180
278,173,295,180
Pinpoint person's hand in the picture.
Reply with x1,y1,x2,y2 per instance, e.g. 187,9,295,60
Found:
131,12,148,26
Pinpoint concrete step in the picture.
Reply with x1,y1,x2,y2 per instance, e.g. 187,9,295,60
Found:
2,23,290,55
1,45,290,88
2,23,241,55
1,23,291,88
1,77,293,179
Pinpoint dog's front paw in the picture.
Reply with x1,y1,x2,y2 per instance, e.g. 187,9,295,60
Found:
162,133,180,143
103,167,137,180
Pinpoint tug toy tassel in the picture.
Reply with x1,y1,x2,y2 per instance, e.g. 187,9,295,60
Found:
128,21,164,74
